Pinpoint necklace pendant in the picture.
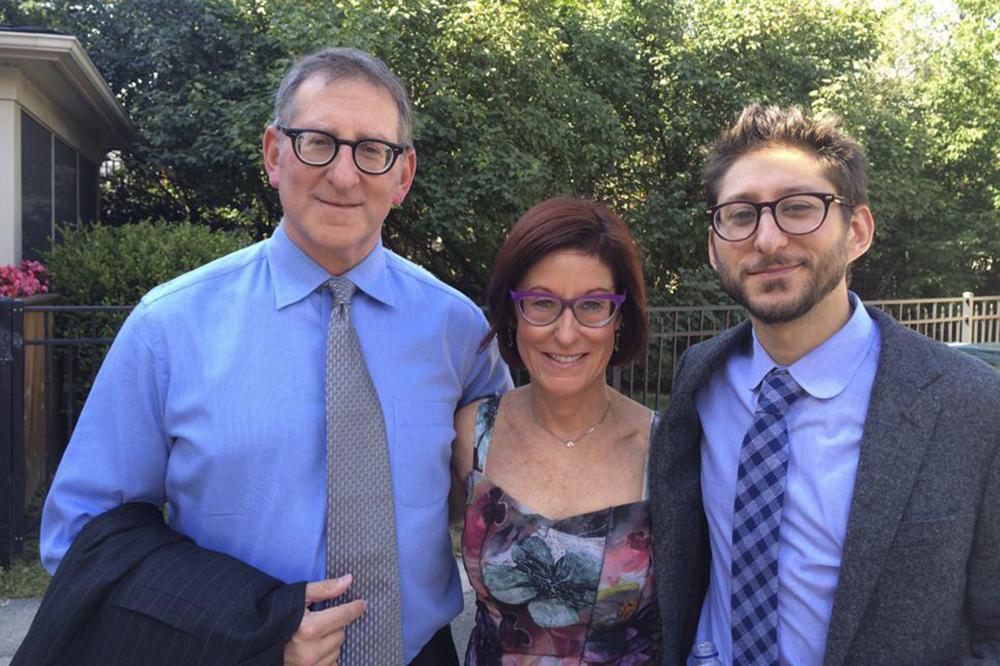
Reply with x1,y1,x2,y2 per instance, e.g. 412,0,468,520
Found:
565,440,575,448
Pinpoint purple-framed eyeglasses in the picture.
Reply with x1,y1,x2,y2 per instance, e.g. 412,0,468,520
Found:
509,290,627,328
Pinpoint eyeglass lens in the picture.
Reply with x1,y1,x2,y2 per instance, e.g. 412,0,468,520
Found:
294,131,396,173
714,193,829,240
518,296,619,327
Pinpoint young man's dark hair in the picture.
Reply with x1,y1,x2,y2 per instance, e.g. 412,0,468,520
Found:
702,105,870,209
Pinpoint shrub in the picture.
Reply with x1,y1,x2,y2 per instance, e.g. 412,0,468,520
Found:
41,220,252,416
43,220,252,305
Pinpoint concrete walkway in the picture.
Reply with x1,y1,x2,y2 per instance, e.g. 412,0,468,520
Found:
0,560,476,664
0,598,41,666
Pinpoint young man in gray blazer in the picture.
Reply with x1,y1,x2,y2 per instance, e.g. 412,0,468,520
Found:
650,105,1000,665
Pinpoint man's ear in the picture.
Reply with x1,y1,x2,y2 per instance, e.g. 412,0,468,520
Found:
392,147,417,206
846,205,875,264
262,126,282,190
707,228,720,272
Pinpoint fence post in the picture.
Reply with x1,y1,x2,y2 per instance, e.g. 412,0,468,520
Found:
1,298,27,568
961,291,974,344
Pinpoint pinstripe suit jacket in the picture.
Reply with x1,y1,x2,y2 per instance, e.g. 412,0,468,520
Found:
14,502,306,666
650,308,1000,665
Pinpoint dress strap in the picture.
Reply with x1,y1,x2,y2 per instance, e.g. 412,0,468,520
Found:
472,394,501,474
643,410,663,501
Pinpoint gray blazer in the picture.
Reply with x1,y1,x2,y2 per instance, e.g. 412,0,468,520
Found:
650,307,1000,665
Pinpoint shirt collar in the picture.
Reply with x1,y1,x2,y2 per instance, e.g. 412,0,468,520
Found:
267,220,398,309
747,292,876,399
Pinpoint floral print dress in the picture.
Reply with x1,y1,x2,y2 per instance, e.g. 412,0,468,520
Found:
461,396,662,665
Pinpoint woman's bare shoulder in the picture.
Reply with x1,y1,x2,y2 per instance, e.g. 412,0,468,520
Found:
609,390,656,450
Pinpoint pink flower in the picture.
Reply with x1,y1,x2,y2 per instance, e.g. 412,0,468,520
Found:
0,260,50,298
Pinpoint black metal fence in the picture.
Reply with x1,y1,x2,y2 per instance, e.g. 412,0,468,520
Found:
1,300,130,567
4,294,1000,568
0,299,25,571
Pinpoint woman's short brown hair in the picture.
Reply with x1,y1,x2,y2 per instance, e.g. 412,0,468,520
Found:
482,197,648,369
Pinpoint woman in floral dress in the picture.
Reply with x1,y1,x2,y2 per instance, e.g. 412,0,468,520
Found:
450,197,662,664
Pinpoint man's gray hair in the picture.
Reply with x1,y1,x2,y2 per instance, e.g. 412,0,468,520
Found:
273,47,413,144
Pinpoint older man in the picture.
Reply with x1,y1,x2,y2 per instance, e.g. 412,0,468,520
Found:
40,48,511,665
651,105,1000,665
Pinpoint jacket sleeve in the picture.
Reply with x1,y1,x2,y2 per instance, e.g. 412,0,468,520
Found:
967,436,1000,664
15,502,306,666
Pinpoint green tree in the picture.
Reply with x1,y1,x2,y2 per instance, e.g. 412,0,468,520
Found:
266,0,883,301
638,0,881,300
24,0,286,237
12,0,998,301
266,0,673,298
813,0,1000,296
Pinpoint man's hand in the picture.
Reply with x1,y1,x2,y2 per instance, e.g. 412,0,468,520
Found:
284,574,366,666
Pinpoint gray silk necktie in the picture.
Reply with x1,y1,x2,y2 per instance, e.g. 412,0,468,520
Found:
324,276,403,664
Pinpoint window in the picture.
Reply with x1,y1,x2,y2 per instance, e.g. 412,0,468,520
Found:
79,157,98,223
21,112,52,261
54,137,78,244
20,111,99,258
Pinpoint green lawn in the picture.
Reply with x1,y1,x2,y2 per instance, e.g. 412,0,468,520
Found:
0,537,50,598
0,489,52,599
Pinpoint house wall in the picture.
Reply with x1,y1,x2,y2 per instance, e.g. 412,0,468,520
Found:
0,66,104,264
0,72,21,265
1,66,106,163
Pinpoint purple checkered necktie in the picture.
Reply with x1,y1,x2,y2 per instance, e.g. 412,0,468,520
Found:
731,367,804,666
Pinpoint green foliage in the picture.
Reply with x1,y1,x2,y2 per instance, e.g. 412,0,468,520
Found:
40,221,251,416
0,487,51,599
0,536,49,598
17,0,1000,302
0,0,58,24
265,0,886,301
27,0,284,237
812,0,1000,296
660,266,731,308
637,0,881,299
349,1,665,297
43,220,252,305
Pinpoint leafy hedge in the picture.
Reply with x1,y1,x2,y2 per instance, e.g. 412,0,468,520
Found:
43,220,252,306
41,221,252,413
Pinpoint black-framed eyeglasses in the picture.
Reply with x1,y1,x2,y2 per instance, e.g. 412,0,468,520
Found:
707,192,854,242
510,290,627,328
277,125,408,175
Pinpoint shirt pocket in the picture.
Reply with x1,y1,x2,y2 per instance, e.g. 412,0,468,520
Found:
391,399,455,507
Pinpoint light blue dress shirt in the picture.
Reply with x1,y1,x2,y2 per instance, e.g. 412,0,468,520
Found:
694,294,881,665
40,222,512,662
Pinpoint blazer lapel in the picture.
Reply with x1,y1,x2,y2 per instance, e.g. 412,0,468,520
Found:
823,309,944,666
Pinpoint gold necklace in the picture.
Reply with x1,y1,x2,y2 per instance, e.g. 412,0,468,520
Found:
532,400,613,448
